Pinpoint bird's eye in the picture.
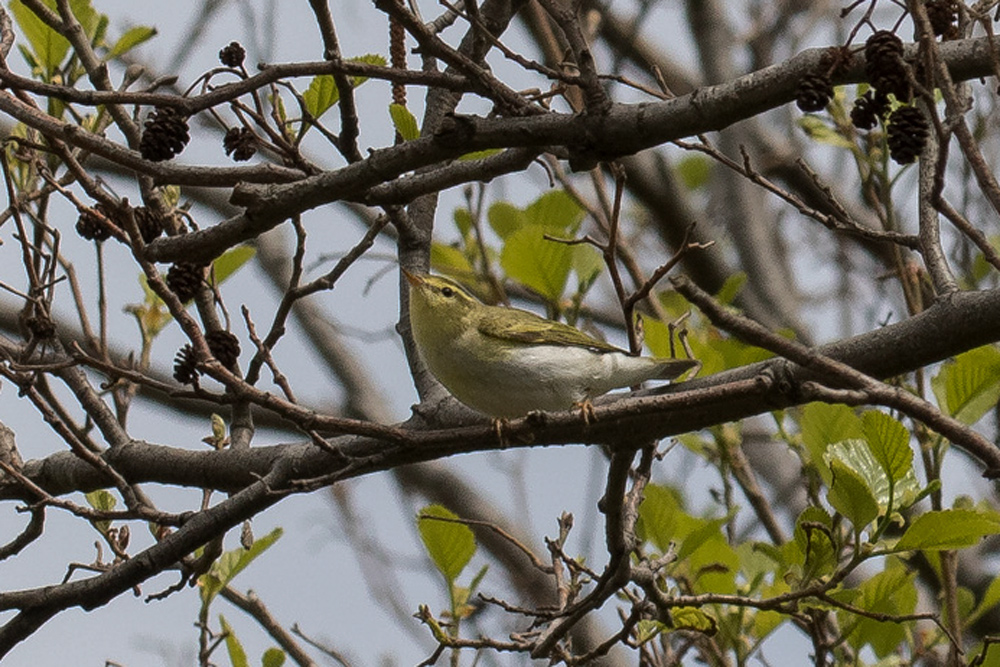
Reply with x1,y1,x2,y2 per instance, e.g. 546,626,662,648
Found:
441,287,455,298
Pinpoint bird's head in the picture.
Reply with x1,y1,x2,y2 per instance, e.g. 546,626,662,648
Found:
403,270,482,337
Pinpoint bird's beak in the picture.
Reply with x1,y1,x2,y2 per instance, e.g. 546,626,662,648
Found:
401,268,422,287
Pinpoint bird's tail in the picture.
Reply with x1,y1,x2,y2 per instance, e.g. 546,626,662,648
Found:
652,358,699,380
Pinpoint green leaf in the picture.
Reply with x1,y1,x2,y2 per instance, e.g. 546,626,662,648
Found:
417,505,476,583
571,243,603,291
213,246,256,284
798,403,862,485
523,190,585,232
637,484,682,552
487,202,524,239
15,45,40,76
347,53,386,85
70,0,101,44
467,563,489,598
85,489,116,535
827,458,879,528
827,439,920,512
105,25,156,60
638,484,737,594
968,575,1000,627
676,154,712,191
635,619,666,644
792,506,837,575
931,346,1000,425
836,558,916,658
219,616,249,667
199,527,283,608
303,75,339,119
500,224,573,302
261,648,286,667
715,272,746,306
684,531,738,595
430,242,475,278
85,488,117,512
676,516,728,562
736,541,782,591
827,439,922,514
895,509,1000,552
671,607,718,635
10,0,71,78
127,247,254,340
797,115,855,149
861,411,913,484
91,12,108,48
453,207,474,239
389,103,420,141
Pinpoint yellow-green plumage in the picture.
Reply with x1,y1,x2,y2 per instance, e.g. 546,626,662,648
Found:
404,271,696,418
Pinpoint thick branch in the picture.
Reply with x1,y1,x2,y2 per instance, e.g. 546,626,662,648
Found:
4,284,1000,499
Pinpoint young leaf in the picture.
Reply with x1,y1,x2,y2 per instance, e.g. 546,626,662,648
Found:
671,607,718,635
69,0,102,44
792,506,837,575
637,483,682,552
417,505,476,583
389,103,420,141
430,242,475,278
797,115,855,149
85,489,117,535
453,207,474,239
895,509,1000,552
931,345,1000,425
676,154,712,190
835,558,916,658
798,402,863,485
500,224,573,302
684,531,739,595
299,55,385,128
635,619,666,644
346,53,386,86
487,201,524,239
303,75,339,119
199,527,283,608
861,410,912,483
467,563,489,599
262,648,286,667
571,243,603,292
10,0,71,78
827,458,879,528
523,190,585,232
213,246,256,284
967,574,1000,627
105,26,156,60
85,488,117,512
219,615,249,667
715,272,747,306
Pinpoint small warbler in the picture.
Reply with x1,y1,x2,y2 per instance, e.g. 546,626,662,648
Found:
404,270,697,419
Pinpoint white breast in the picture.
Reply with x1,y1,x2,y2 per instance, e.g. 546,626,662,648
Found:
423,339,662,418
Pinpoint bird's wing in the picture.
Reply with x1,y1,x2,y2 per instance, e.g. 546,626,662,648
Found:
477,307,623,353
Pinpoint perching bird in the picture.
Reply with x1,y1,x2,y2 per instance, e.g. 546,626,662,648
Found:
404,270,696,419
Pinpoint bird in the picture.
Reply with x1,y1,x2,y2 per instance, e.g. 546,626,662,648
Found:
403,270,697,419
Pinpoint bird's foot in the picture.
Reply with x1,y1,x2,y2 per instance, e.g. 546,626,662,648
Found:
573,399,597,425
525,410,548,427
492,418,511,447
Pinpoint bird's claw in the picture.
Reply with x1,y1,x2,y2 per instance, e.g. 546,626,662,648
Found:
573,399,597,425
